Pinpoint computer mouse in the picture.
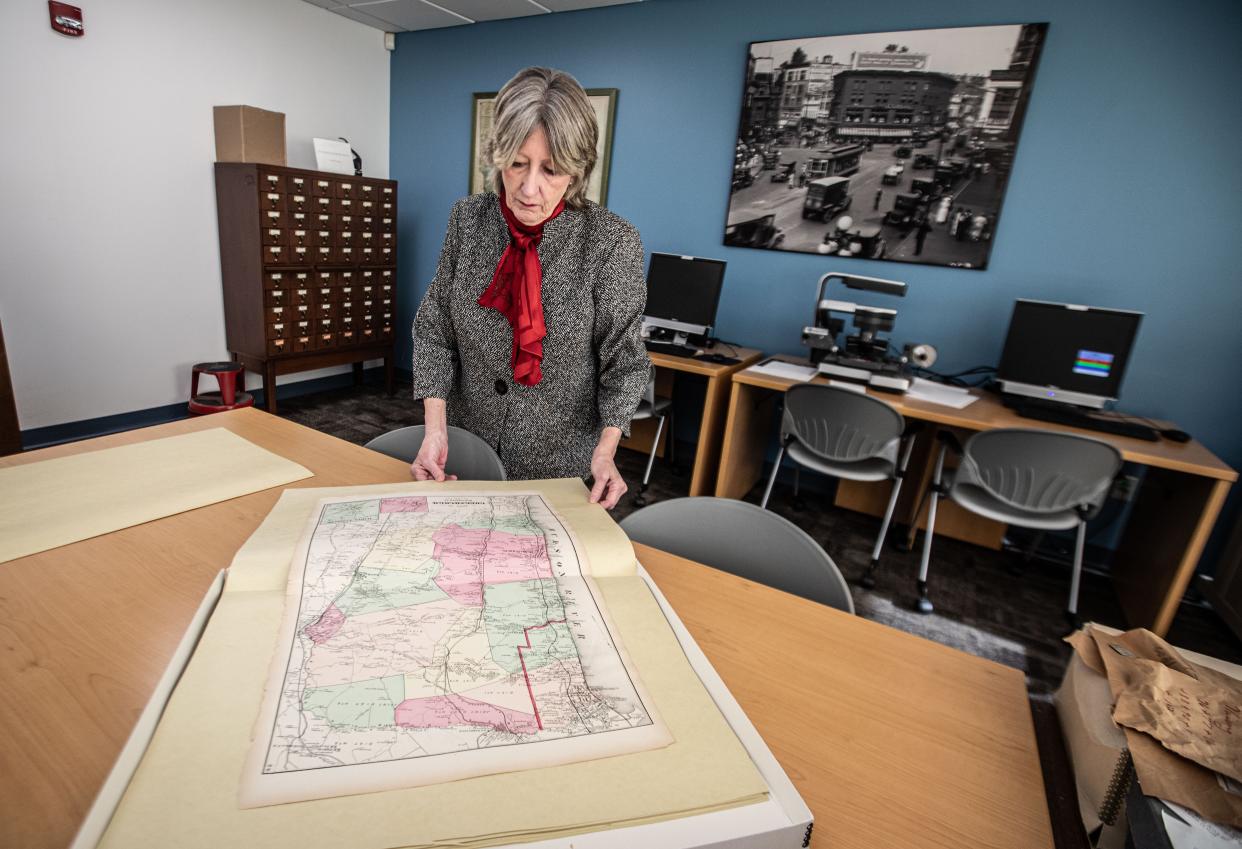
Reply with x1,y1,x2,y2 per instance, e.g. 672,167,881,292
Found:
1160,429,1191,443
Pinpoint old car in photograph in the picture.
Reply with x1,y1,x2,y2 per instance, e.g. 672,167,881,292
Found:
802,176,852,221
894,145,912,159
910,176,937,197
771,161,796,183
724,212,786,249
883,192,926,229
882,163,905,185
913,153,937,170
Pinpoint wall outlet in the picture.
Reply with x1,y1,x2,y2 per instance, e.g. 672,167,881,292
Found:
1110,474,1140,503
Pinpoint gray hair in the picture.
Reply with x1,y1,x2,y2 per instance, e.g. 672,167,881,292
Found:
485,67,597,209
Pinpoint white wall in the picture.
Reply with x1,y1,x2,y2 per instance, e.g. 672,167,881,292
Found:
0,0,391,430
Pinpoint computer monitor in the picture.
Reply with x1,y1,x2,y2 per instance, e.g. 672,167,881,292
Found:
642,253,726,343
997,299,1143,409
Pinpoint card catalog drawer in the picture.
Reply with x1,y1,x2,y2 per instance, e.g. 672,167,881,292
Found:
261,191,286,213
261,227,288,247
336,180,358,199
258,170,284,194
312,177,335,197
288,193,312,214
266,319,289,340
262,208,290,229
262,243,290,265
263,288,288,308
266,337,289,356
286,173,312,198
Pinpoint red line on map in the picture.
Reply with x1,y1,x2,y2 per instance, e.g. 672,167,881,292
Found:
516,619,565,731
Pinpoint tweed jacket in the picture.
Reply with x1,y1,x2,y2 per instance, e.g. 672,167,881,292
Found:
411,193,648,481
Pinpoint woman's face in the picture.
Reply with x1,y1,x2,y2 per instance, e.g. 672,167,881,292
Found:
501,126,573,226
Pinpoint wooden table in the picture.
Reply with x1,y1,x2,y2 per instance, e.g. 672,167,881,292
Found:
638,542,1054,849
0,408,414,849
620,345,762,496
4,409,1051,849
715,357,1237,636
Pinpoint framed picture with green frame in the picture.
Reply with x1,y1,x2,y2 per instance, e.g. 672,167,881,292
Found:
470,88,619,206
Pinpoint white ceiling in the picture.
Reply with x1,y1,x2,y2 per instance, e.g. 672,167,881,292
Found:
301,0,643,32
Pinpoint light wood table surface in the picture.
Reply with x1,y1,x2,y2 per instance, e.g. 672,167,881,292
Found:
4,407,1051,849
637,541,1055,849
0,408,414,849
621,345,763,497
715,356,1236,636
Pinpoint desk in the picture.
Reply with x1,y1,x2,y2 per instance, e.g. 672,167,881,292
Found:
638,542,1054,849
621,345,762,496
0,409,414,849
715,358,1237,636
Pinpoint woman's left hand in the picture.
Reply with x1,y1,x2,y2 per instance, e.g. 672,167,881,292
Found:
588,428,627,509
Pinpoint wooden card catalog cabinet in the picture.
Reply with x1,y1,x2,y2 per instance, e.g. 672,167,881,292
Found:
214,163,398,413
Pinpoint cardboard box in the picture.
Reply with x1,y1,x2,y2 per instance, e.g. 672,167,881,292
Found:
1056,625,1242,848
213,105,286,166
1055,651,1131,846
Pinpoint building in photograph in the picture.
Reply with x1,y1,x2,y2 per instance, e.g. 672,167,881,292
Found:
829,69,957,139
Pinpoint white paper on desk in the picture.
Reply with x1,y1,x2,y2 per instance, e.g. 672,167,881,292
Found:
747,361,818,382
313,138,355,174
906,378,978,409
826,379,867,394
1161,800,1242,849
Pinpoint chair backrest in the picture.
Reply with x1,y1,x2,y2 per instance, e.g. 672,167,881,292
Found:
620,497,854,614
364,425,507,481
957,428,1122,514
781,383,903,464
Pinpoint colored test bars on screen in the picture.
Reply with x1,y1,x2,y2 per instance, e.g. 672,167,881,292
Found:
1073,350,1114,378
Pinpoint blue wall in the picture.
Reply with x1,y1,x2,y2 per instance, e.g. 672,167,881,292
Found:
391,0,1242,531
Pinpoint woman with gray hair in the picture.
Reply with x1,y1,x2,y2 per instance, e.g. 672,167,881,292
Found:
410,67,648,509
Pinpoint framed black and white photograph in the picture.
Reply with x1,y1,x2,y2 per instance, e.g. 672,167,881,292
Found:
470,88,619,205
725,24,1047,270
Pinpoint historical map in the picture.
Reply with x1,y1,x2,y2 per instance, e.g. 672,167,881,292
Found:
241,492,669,806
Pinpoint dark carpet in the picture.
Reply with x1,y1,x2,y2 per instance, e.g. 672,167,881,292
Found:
278,376,1242,697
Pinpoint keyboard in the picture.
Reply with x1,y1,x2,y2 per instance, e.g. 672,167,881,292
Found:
645,341,700,358
1008,401,1159,441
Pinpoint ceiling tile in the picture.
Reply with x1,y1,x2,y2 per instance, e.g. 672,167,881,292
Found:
435,0,546,22
329,4,402,29
537,0,639,12
349,0,472,30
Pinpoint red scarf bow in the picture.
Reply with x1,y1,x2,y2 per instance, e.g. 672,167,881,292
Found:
478,190,565,387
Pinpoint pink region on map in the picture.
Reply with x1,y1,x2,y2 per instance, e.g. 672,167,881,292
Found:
379,496,429,513
430,525,487,606
303,604,345,645
394,693,538,735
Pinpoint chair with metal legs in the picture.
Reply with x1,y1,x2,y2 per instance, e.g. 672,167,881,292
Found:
631,365,673,507
759,383,918,587
914,428,1122,622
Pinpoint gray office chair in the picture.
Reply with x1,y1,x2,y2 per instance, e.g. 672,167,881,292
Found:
760,383,918,589
364,424,507,481
631,365,674,507
620,496,854,613
915,428,1123,622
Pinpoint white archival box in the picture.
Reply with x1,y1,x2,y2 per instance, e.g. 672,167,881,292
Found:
73,566,813,849
503,564,814,849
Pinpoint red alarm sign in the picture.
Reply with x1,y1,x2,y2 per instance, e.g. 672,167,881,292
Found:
49,2,84,37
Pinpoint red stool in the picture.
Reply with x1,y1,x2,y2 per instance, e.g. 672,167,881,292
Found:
188,362,254,415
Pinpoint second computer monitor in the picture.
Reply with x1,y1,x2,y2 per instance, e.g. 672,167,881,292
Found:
997,299,1143,409
643,253,726,339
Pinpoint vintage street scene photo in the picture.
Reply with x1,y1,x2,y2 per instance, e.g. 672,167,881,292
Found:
724,24,1047,270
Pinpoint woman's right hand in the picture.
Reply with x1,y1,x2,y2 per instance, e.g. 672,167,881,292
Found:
410,399,456,481
410,427,456,481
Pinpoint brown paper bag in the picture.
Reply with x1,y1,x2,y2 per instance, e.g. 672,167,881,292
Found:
1082,627,1242,828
